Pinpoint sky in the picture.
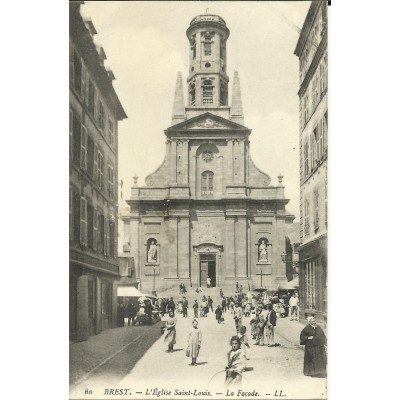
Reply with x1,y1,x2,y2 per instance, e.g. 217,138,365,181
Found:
81,0,311,221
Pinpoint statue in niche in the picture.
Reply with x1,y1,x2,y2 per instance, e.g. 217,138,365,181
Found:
147,240,157,263
258,240,269,262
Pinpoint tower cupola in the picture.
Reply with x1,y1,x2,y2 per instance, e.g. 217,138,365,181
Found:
186,14,230,108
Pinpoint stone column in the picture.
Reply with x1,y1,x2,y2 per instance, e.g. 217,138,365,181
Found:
76,274,89,341
130,218,140,280
226,139,233,185
238,140,245,183
235,217,247,277
225,217,235,277
181,140,189,184
178,217,190,278
170,140,177,184
168,218,178,277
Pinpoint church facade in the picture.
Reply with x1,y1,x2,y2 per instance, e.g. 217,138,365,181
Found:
123,14,295,294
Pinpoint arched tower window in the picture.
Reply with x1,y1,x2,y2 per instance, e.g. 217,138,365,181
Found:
202,79,213,105
220,81,227,106
190,36,196,59
201,171,214,195
189,81,196,106
203,32,212,56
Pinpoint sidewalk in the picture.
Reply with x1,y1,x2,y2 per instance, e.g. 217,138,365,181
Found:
275,316,327,349
70,322,161,387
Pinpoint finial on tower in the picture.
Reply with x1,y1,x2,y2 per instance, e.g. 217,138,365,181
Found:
171,72,186,125
230,71,244,125
133,175,138,187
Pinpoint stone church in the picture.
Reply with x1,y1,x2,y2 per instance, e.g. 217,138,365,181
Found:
122,14,295,294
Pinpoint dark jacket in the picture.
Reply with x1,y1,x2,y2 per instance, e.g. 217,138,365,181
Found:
215,307,223,319
267,310,277,327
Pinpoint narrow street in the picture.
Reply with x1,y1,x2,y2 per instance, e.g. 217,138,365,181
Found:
70,308,326,400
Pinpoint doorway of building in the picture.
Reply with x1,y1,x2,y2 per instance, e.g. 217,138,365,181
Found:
199,253,216,287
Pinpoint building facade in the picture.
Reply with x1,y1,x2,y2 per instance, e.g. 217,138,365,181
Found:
123,14,295,295
294,1,328,323
69,2,127,341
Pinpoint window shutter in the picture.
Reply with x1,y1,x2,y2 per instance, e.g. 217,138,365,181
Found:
69,186,73,240
93,209,98,251
80,60,86,100
69,109,73,161
80,125,87,170
93,143,98,183
80,197,87,245
74,192,80,242
73,114,81,166
69,41,75,84
94,87,98,122
104,217,108,256
85,70,89,106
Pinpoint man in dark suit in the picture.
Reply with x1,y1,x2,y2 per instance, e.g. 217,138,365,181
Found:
265,303,277,347
182,296,188,317
167,297,176,314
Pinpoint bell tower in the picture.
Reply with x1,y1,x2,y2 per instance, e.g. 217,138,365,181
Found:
186,14,230,113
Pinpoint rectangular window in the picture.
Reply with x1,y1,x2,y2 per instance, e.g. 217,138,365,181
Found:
304,138,309,177
304,95,309,122
69,41,75,84
305,260,316,309
93,143,98,183
202,86,213,104
304,199,310,237
107,165,114,200
73,114,81,166
87,203,94,250
73,52,82,93
98,151,104,190
98,213,104,254
80,197,88,246
80,125,87,170
109,221,115,258
73,191,80,242
88,80,95,115
98,100,105,131
310,133,315,171
93,209,98,251
204,42,211,56
314,189,319,232
104,217,109,256
80,61,86,100
108,118,114,146
87,135,94,178
69,186,73,240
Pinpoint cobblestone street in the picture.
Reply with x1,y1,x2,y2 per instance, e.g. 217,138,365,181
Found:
70,307,326,400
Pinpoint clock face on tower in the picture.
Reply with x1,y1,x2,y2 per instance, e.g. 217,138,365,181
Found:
202,150,214,162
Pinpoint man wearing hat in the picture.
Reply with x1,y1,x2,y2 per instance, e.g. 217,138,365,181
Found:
182,296,188,317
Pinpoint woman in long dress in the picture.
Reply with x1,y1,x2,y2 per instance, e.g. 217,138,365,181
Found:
300,316,327,377
164,310,177,353
187,319,202,366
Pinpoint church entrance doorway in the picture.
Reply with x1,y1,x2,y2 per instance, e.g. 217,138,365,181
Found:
199,253,216,287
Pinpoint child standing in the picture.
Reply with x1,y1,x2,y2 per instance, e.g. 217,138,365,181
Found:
186,319,202,366
238,325,250,360
225,336,246,387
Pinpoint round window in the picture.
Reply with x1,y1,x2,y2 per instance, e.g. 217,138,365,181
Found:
205,62,211,68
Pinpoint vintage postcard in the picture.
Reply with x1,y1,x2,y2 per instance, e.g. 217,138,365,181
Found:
69,1,328,399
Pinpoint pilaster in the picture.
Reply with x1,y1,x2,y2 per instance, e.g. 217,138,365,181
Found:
76,275,89,341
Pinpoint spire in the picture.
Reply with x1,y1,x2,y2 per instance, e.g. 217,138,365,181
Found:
171,72,186,125
230,71,244,125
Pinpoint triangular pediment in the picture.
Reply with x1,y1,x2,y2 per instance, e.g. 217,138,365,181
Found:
166,112,249,132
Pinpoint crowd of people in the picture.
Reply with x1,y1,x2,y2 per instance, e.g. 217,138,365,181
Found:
159,285,325,386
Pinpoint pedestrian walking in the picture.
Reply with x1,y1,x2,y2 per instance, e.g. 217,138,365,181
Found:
186,319,202,366
244,301,251,317
220,288,224,298
300,317,327,377
265,303,277,347
126,301,137,326
145,299,153,325
289,293,299,321
207,296,214,312
235,282,239,293
215,305,223,323
233,302,243,334
193,300,199,318
182,296,188,317
238,325,250,360
117,303,125,327
167,297,176,314
225,336,246,387
164,310,177,353
222,297,227,313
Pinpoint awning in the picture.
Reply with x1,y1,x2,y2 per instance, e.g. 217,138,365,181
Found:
279,276,299,290
117,286,144,297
